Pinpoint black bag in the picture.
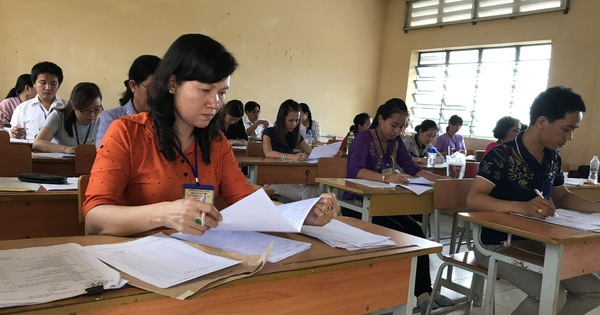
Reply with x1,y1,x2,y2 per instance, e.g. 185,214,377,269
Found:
18,173,68,185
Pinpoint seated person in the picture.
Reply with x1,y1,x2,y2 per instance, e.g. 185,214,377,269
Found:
467,86,600,314
83,34,337,237
344,98,453,311
10,61,67,140
0,74,36,126
299,102,320,144
338,112,371,154
218,99,248,146
262,99,318,201
434,114,465,156
243,101,269,138
402,119,439,163
96,54,161,148
33,82,102,153
484,116,521,154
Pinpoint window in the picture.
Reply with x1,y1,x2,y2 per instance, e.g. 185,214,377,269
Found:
408,43,551,138
404,0,569,31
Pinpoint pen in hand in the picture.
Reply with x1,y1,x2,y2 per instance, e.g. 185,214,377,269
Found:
534,189,559,217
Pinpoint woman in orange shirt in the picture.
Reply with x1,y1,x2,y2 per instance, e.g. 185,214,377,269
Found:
83,34,338,236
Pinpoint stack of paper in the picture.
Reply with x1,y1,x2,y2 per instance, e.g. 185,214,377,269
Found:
0,243,125,308
173,230,311,263
0,177,78,191
301,219,396,250
82,233,241,289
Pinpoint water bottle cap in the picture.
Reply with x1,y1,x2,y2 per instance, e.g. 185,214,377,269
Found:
428,148,437,153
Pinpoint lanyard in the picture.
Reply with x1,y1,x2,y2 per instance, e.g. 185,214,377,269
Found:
74,123,92,145
174,138,200,185
38,104,48,119
374,128,387,158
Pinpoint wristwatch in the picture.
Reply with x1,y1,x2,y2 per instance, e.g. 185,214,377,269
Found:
283,154,287,159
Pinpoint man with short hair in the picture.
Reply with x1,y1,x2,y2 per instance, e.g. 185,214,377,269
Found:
467,86,600,314
10,61,67,140
243,101,269,138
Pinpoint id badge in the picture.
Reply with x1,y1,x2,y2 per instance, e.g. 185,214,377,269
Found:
183,184,215,204
382,168,394,176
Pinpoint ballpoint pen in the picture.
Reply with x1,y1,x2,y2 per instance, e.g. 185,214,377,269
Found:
534,188,559,217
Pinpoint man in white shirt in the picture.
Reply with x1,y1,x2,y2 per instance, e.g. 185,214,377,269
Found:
10,61,67,140
243,101,269,138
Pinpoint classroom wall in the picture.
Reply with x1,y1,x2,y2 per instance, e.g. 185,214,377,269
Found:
0,0,386,139
378,0,600,168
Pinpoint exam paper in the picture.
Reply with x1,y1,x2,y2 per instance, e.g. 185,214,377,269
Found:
42,177,79,190
0,177,40,191
172,230,311,263
82,233,241,289
0,243,125,308
344,177,433,195
513,208,600,232
308,141,342,160
301,219,396,250
216,188,319,232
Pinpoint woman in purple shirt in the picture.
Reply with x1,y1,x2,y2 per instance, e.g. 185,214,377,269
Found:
345,98,452,311
434,114,466,156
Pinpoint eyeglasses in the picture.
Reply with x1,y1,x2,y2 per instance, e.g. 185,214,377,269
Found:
509,128,521,133
139,83,152,90
80,106,103,116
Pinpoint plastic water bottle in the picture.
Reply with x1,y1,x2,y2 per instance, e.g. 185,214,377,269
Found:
306,130,313,147
427,147,437,167
589,155,599,184
345,131,355,155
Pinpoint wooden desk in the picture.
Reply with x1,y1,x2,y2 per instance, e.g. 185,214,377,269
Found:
316,178,434,221
232,145,246,157
459,212,600,314
31,145,96,176
237,156,318,185
0,190,84,240
0,217,441,315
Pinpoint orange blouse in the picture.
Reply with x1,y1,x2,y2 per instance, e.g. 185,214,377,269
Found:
83,112,254,219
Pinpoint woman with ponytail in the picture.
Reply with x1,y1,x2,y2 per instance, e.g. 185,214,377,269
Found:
32,82,102,153
338,112,371,154
0,74,36,126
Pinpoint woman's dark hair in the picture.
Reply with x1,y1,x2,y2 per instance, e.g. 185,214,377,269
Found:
119,55,161,106
299,102,313,132
273,99,301,149
349,113,371,133
492,116,520,140
415,119,438,134
446,114,463,132
216,99,244,130
370,98,409,129
5,74,32,98
148,34,238,163
244,101,260,112
59,82,102,137
529,86,586,126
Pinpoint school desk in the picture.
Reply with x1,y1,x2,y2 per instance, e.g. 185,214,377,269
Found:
0,217,441,315
31,145,96,177
316,178,434,222
567,184,600,202
0,189,83,240
237,156,319,185
459,211,600,315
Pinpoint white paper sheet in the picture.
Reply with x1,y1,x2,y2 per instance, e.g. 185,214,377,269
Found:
32,152,75,159
172,230,311,263
513,208,600,232
301,219,396,250
0,243,125,308
82,233,241,289
216,189,318,232
344,177,433,195
308,141,342,160
42,177,79,190
0,177,40,191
